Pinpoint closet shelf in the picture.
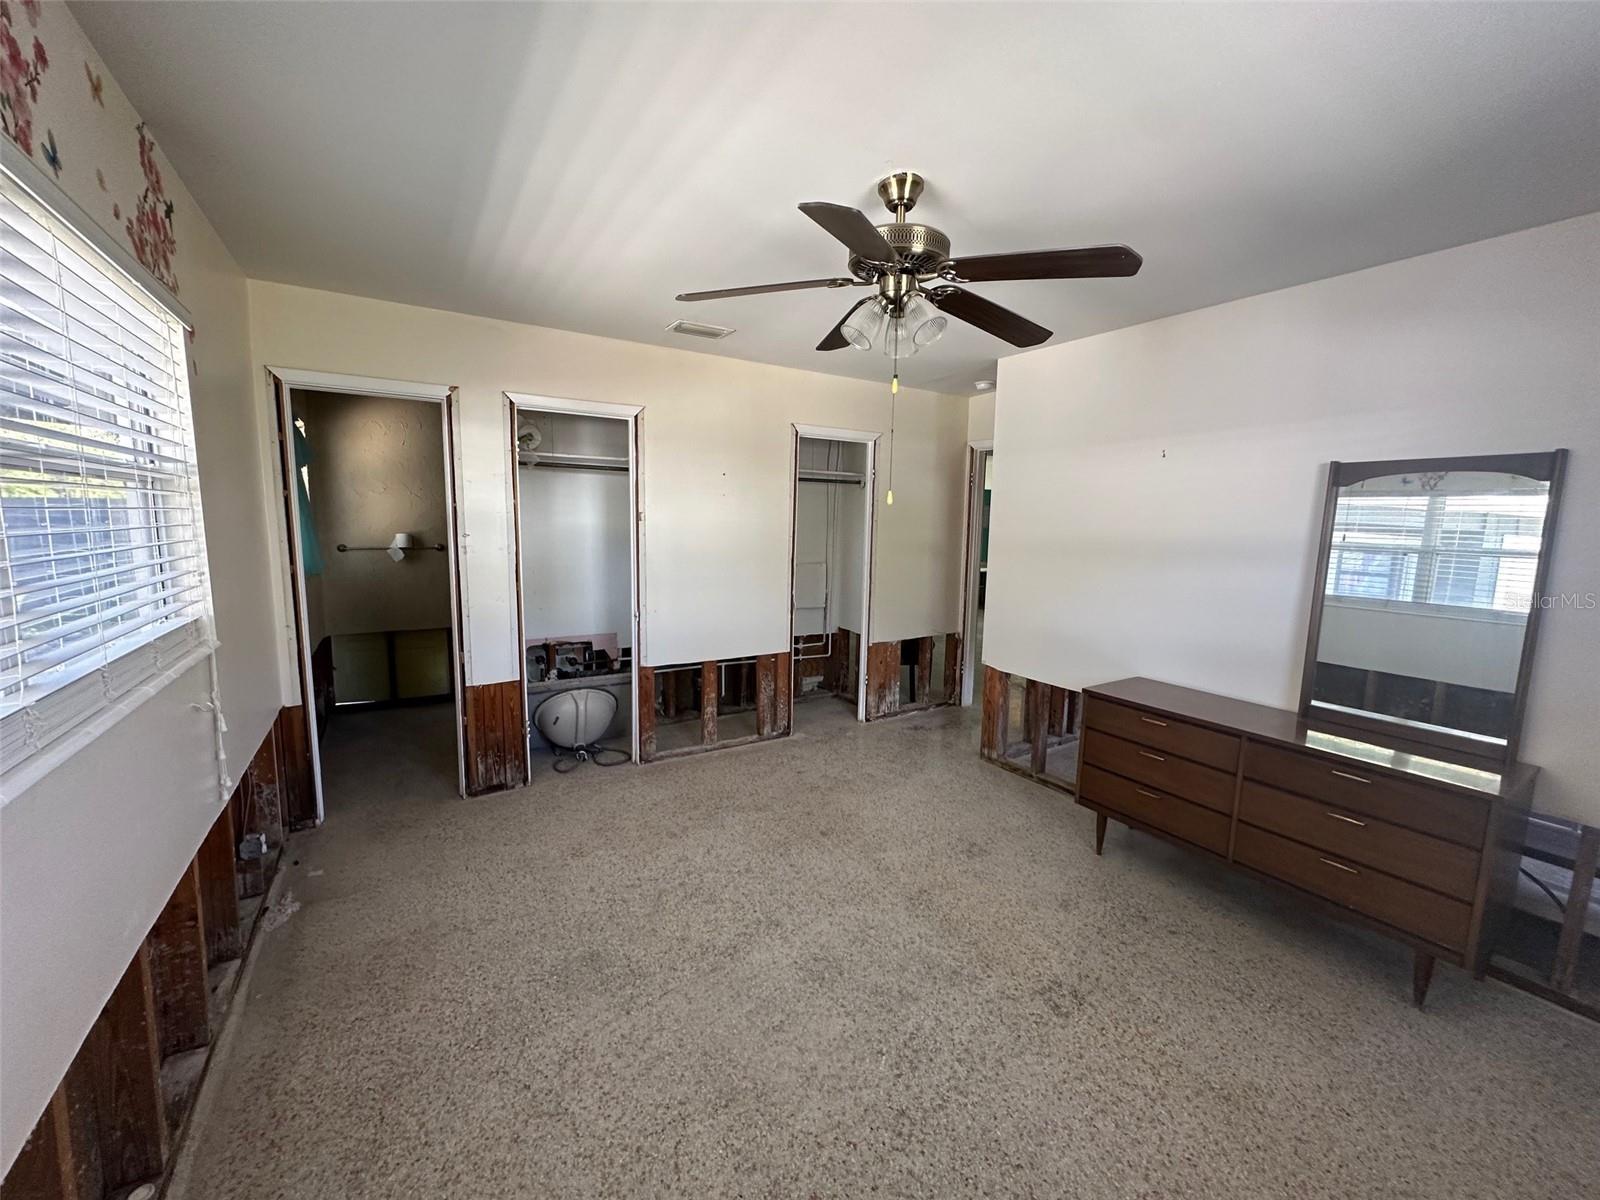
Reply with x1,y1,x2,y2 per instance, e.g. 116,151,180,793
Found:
519,452,629,473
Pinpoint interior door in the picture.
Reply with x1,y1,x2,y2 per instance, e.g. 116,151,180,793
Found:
273,379,326,822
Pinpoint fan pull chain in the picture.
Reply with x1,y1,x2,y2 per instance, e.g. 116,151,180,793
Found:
886,334,899,506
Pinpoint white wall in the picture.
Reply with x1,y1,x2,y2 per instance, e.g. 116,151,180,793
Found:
0,5,282,1170
968,391,996,444
1317,600,1525,693
518,413,633,648
247,281,971,684
297,391,452,636
987,212,1600,823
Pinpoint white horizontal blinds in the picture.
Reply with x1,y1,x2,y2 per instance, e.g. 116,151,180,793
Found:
0,174,210,769
1327,490,1547,614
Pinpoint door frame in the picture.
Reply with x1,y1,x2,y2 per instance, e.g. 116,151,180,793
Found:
790,424,879,723
266,367,468,814
505,392,645,770
959,440,994,707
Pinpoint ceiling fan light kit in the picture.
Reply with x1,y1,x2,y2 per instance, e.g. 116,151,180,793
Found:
674,171,1143,355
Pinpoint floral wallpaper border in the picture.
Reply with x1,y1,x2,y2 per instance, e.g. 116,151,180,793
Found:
2,0,179,292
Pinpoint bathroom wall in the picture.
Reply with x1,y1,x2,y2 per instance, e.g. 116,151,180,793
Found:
297,391,452,636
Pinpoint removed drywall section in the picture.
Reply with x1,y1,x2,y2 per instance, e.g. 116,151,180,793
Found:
986,212,1600,824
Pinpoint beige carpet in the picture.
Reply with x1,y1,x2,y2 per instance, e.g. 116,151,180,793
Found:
171,702,1598,1198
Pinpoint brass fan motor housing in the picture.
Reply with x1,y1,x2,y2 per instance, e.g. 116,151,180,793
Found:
848,171,950,281
847,224,952,281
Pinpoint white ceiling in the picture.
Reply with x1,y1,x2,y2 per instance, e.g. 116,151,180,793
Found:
73,2,1600,394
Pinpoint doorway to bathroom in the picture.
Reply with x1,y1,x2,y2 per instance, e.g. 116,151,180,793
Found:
269,370,467,821
788,426,877,727
507,394,643,776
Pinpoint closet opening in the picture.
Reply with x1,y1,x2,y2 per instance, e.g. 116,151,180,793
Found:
789,427,876,727
508,396,643,776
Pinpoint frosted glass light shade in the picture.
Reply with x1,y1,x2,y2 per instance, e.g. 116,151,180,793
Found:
903,294,948,347
841,300,887,351
881,314,919,357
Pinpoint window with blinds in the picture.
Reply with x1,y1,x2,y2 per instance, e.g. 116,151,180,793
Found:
1325,490,1547,617
1,174,212,777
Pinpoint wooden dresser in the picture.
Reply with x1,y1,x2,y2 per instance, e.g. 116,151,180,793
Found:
1076,677,1536,1005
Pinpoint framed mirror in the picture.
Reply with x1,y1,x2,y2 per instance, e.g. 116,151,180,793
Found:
1299,450,1568,766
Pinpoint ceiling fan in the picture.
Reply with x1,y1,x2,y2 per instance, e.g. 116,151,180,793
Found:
674,172,1142,356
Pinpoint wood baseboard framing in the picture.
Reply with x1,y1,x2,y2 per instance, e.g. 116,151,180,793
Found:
864,633,962,721
2,714,295,1199
462,679,528,796
979,665,1080,792
638,652,792,763
272,704,315,830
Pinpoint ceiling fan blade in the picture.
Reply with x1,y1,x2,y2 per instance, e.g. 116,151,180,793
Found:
817,298,874,351
928,286,1052,347
942,244,1142,283
799,202,901,265
676,277,857,302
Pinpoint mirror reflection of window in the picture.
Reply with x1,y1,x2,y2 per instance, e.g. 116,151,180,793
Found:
1325,475,1547,618
1312,470,1551,744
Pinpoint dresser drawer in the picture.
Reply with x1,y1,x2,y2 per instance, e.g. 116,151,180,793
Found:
1243,742,1487,848
1082,729,1235,814
1083,697,1240,773
1079,765,1231,855
1238,781,1480,901
1234,824,1471,951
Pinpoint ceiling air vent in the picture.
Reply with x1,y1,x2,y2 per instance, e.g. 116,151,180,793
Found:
666,319,735,340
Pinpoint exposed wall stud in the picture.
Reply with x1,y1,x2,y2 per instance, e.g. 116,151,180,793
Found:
85,944,168,1191
463,680,526,796
637,666,657,761
981,666,1010,760
865,640,900,720
1,1086,80,1200
943,633,961,703
195,803,242,966
146,861,211,1059
1027,680,1050,775
774,652,792,735
701,661,718,745
755,655,778,736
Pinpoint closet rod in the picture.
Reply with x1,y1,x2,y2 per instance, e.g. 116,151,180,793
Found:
521,451,630,474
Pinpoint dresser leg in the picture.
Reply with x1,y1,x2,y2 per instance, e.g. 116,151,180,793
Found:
1412,950,1436,1008
1094,813,1107,856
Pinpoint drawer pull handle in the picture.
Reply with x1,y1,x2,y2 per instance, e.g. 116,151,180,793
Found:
1140,716,1169,727
1327,812,1367,827
1136,787,1162,799
1319,857,1361,875
1330,769,1371,785
1138,750,1166,762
